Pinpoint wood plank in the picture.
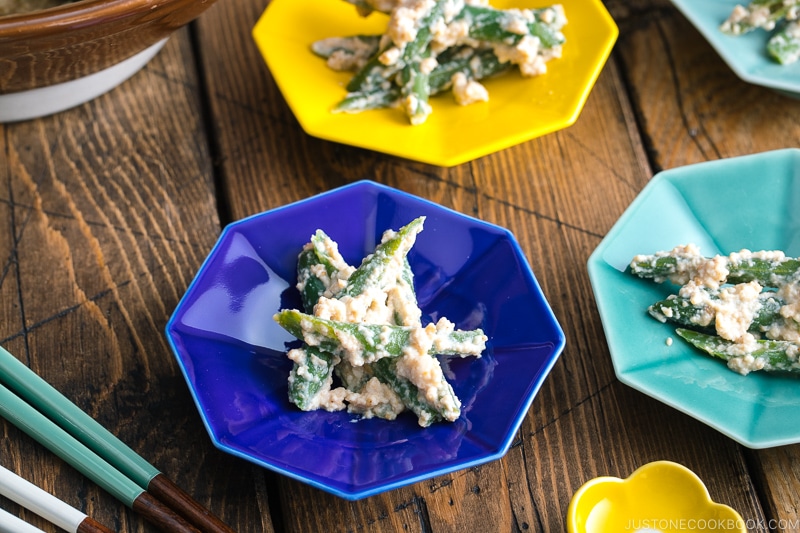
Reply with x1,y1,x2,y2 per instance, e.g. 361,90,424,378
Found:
610,0,800,169
195,0,498,220
0,29,268,532
193,0,779,531
612,1,800,531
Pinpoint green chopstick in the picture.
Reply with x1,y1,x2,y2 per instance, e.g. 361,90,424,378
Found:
0,346,158,487
0,381,198,533
0,346,233,533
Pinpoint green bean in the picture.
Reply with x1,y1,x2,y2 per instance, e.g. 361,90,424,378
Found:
648,291,785,332
383,255,468,426
287,346,341,410
428,47,510,90
676,328,800,375
296,229,353,313
720,0,797,35
629,251,800,287
340,216,424,298
768,20,800,64
629,254,701,284
333,87,400,113
334,47,510,113
276,309,411,363
373,256,456,425
391,257,419,327
273,309,486,365
311,35,382,62
399,54,433,125
345,51,399,93
456,4,566,48
297,249,330,312
371,358,450,426
289,229,361,410
727,258,800,286
395,1,446,124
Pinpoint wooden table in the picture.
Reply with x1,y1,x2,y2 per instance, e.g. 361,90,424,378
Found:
1,0,799,531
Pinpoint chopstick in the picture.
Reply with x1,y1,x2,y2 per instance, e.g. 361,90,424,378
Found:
0,506,46,533
0,346,234,533
0,464,113,533
0,381,201,533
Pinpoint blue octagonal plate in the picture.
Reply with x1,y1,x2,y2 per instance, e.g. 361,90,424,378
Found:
588,149,800,449
166,180,565,498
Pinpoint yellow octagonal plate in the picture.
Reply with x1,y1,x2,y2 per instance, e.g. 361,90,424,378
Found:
252,0,618,167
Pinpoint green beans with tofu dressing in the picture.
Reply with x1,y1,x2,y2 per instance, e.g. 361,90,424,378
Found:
275,216,488,426
313,0,567,124
629,244,800,376
720,0,800,65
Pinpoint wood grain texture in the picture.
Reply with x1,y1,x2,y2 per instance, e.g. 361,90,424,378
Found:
1,0,797,532
193,0,773,531
131,491,202,533
612,2,800,532
0,29,261,533
610,0,800,171
147,473,236,533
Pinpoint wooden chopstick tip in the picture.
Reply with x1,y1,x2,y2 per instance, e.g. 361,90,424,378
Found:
132,491,202,533
76,517,115,533
148,473,236,533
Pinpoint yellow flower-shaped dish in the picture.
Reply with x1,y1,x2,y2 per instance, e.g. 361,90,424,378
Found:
252,0,618,166
567,461,746,533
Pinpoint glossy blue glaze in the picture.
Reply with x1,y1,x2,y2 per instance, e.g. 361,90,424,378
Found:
166,180,565,499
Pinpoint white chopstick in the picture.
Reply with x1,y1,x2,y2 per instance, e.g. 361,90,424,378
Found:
0,506,45,533
0,465,87,533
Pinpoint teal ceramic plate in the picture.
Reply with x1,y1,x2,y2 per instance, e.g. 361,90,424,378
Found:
587,149,800,449
670,0,800,95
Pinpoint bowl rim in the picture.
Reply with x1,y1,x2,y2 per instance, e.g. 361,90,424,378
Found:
0,0,184,37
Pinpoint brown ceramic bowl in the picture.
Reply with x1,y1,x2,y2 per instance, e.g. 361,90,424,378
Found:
0,0,217,121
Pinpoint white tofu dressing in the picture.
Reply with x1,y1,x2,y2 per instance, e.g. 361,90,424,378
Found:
289,220,486,424
363,0,565,108
313,36,381,71
640,244,800,375
721,1,799,35
451,71,489,105
395,320,462,421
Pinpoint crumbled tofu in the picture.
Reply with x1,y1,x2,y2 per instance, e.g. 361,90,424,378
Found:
451,72,489,105
313,0,567,124
387,0,439,48
282,218,486,426
637,243,800,375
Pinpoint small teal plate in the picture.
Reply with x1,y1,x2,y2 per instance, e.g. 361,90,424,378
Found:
670,0,800,95
588,149,800,449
